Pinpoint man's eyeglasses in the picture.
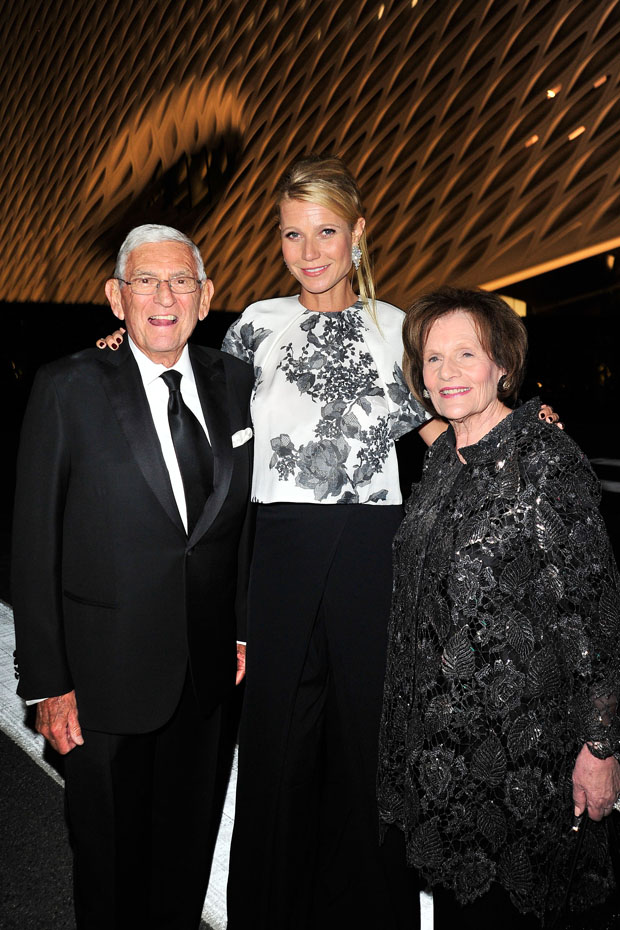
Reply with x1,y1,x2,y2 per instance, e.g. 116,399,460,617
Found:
116,275,201,295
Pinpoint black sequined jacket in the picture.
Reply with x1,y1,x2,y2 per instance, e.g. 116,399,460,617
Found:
378,399,620,918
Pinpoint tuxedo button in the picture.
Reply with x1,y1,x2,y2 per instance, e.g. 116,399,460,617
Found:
187,548,194,557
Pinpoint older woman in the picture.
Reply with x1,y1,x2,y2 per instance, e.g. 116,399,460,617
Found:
377,286,620,927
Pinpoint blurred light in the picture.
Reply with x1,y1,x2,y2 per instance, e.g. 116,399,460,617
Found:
378,3,385,18
501,295,527,317
524,134,539,148
536,382,542,388
594,75,608,88
411,0,418,6
546,85,562,98
606,254,615,270
568,125,586,140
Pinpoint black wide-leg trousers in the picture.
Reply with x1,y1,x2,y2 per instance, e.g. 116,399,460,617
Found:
227,503,419,930
63,673,222,930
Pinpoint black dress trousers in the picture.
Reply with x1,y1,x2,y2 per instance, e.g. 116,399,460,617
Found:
63,673,222,930
227,503,419,930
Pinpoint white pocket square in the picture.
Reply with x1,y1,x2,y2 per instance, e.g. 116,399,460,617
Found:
232,427,253,448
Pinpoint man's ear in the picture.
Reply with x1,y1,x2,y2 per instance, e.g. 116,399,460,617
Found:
199,279,214,321
105,278,125,321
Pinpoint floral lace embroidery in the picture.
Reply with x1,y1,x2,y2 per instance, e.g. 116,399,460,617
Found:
377,399,620,918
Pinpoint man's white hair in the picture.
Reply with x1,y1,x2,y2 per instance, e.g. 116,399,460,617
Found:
114,224,206,281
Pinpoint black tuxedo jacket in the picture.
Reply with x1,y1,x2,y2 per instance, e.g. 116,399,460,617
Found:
12,341,254,734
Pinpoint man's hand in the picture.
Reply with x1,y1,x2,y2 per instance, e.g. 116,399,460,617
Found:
572,743,620,821
236,643,246,686
35,690,84,755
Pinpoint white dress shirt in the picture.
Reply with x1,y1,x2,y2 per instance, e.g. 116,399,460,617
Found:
128,336,210,534
130,341,245,651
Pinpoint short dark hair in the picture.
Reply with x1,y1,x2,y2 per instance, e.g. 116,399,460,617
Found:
402,286,528,413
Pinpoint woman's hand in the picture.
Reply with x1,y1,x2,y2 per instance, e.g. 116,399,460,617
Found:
572,743,620,821
96,327,126,350
539,403,563,429
418,418,447,447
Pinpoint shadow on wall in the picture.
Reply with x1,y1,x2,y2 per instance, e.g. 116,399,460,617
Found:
91,130,244,270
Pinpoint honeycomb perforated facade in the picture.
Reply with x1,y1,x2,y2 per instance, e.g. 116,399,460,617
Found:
1,0,619,309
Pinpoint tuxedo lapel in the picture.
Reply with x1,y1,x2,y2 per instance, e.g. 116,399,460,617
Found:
100,344,185,534
189,347,233,545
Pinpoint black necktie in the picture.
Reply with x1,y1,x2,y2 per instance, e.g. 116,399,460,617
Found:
160,370,213,534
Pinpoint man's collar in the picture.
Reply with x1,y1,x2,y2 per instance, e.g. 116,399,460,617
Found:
127,335,193,386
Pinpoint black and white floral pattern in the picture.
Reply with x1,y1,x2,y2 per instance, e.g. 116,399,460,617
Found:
221,319,271,392
222,297,428,505
271,308,392,501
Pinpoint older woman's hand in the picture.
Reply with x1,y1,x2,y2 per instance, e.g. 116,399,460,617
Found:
572,743,620,821
96,327,125,350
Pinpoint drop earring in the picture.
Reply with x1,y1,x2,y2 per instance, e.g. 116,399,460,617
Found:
422,388,430,399
351,244,362,270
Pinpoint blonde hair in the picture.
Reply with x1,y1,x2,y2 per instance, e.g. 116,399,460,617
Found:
276,155,377,322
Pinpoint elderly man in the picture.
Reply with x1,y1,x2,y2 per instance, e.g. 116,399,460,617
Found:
12,225,254,929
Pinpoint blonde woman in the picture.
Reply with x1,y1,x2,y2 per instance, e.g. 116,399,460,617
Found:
221,156,442,929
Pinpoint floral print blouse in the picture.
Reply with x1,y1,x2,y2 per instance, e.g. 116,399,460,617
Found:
222,296,428,505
